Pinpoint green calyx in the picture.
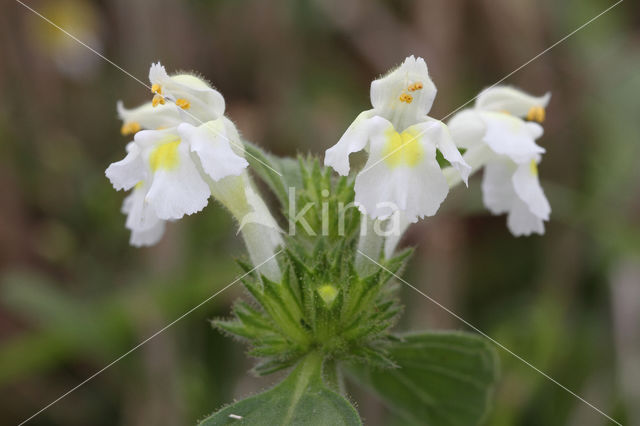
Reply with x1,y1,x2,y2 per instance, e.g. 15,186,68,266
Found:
214,154,412,375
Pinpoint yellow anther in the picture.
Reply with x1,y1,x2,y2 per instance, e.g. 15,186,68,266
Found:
408,82,423,91
151,84,162,94
120,121,141,136
175,98,190,110
526,106,545,123
399,93,413,103
152,94,165,107
529,159,538,177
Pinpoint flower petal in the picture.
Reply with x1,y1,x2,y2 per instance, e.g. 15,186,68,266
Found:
178,119,248,181
481,112,545,163
129,221,166,247
507,198,545,236
144,139,211,220
481,159,517,215
447,109,486,149
149,62,171,86
122,182,158,231
476,86,550,118
117,101,182,131
324,110,386,176
105,142,146,191
121,183,166,247
413,119,471,185
512,159,551,220
370,55,437,131
354,126,448,222
149,62,225,123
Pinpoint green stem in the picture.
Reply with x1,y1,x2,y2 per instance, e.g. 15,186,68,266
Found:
291,351,324,392
322,358,345,395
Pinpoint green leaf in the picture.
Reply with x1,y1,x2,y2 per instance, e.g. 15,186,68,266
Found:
243,141,302,206
348,331,499,426
198,352,361,425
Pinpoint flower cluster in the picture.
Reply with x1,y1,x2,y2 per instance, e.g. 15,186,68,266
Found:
106,63,282,278
324,56,551,237
447,87,551,235
106,56,552,275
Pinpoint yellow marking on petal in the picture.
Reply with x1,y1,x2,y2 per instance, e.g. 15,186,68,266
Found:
526,106,545,123
530,159,538,176
151,84,162,94
317,284,339,307
499,110,511,115
149,139,180,171
408,82,423,91
152,94,165,107
120,121,141,136
399,93,413,103
382,127,423,168
134,181,144,190
175,98,190,109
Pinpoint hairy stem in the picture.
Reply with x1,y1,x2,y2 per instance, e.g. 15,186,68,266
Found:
322,358,345,395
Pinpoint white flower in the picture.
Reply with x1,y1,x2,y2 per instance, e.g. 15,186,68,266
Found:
324,55,470,222
448,86,551,236
107,62,283,279
107,63,250,245
107,118,248,221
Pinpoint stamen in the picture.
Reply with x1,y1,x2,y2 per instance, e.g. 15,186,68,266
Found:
399,93,413,103
530,159,538,176
120,121,141,136
175,98,190,109
526,106,545,123
151,84,162,95
152,94,165,107
408,82,423,91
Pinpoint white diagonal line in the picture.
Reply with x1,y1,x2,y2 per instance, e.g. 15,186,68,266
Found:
14,0,283,177
356,249,622,426
18,250,283,426
357,0,623,177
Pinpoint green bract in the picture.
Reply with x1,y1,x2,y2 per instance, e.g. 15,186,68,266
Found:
200,143,499,425
215,152,409,375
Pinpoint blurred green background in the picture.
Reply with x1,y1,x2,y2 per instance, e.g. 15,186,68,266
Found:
1,0,639,425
